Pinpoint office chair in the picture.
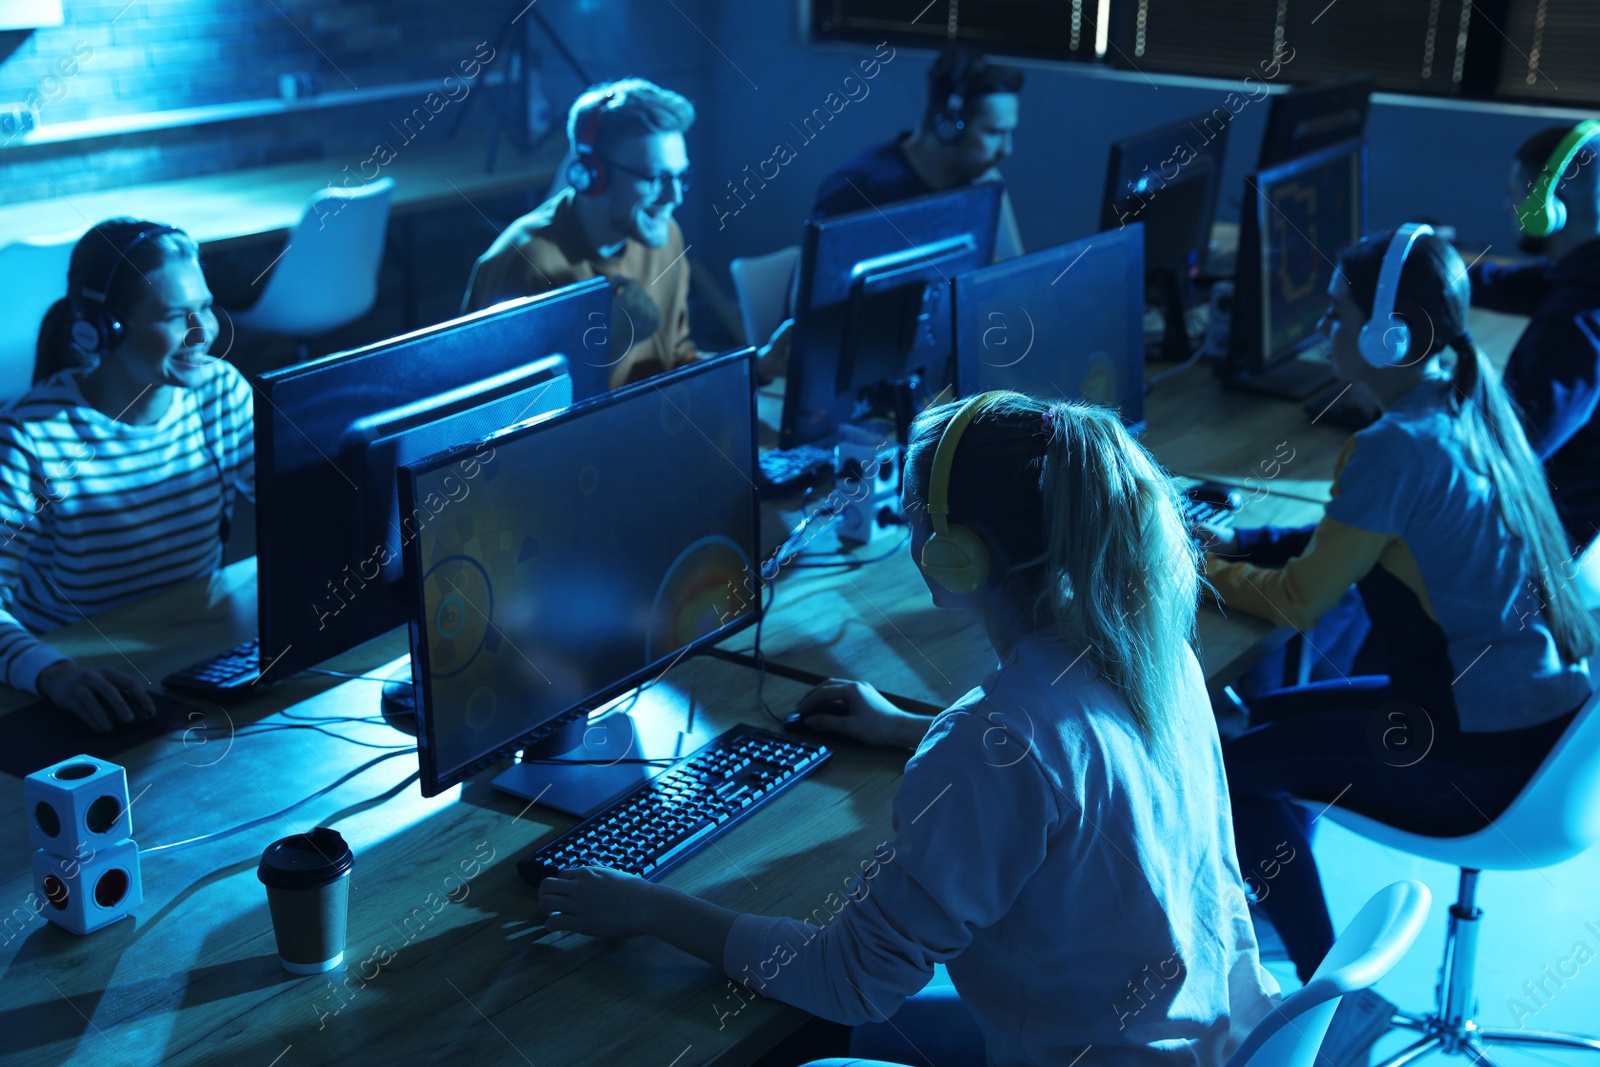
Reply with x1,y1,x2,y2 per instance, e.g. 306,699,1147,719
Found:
229,177,395,359
1226,880,1431,1067
1306,688,1600,1066
795,882,1432,1067
0,231,79,402
729,245,799,349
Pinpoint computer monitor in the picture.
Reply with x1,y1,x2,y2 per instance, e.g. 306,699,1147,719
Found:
1258,74,1374,169
1100,112,1231,360
953,228,1146,431
400,350,761,800
781,183,1003,448
1222,139,1367,399
254,278,609,680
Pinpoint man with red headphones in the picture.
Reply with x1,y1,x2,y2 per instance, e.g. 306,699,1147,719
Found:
463,78,790,389
1471,120,1600,549
812,47,1025,261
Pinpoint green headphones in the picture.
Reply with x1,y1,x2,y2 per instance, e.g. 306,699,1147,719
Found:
1516,119,1600,239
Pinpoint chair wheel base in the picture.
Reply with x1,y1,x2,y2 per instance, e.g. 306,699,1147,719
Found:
1372,1014,1600,1067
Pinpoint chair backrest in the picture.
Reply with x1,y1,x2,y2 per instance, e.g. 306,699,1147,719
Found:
0,232,79,403
234,177,394,337
729,245,799,347
1224,880,1430,1067
1470,684,1600,866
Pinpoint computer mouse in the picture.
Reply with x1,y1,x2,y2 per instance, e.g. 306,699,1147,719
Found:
783,698,852,732
1185,481,1245,512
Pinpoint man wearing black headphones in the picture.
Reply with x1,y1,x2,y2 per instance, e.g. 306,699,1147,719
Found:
1471,121,1600,549
464,78,790,388
812,48,1025,260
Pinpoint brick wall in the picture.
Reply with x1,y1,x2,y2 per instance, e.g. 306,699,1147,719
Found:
0,0,716,207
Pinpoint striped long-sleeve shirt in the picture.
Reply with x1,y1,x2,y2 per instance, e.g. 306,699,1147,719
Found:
0,364,254,693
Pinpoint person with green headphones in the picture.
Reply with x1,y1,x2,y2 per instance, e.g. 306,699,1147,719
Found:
1472,118,1600,549
531,392,1278,1066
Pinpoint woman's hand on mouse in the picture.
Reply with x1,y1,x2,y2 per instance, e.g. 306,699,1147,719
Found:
537,866,663,938
38,662,157,732
795,679,932,749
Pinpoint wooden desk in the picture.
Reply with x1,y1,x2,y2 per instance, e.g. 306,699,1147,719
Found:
0,559,913,1067
0,134,561,251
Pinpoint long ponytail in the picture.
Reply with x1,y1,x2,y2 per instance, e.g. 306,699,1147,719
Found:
1039,401,1199,749
1449,333,1598,663
34,297,78,384
908,393,1199,752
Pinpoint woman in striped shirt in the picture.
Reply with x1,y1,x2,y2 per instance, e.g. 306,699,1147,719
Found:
7,218,254,730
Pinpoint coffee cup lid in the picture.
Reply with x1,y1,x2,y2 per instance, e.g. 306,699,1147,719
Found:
257,827,353,890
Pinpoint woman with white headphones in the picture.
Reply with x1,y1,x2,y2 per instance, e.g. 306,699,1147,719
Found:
1204,226,1596,984
8,217,254,729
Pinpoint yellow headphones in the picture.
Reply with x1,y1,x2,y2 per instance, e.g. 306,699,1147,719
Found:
919,392,1008,595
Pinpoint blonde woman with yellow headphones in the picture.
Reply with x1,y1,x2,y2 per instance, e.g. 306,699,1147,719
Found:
535,392,1278,1067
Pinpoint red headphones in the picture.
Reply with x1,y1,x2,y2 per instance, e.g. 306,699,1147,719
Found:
566,91,622,196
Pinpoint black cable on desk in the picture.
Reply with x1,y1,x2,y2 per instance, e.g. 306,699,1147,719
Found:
789,531,911,569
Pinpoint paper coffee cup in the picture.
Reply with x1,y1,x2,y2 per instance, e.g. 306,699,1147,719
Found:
258,827,353,974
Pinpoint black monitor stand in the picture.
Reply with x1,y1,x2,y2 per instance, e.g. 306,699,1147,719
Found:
1151,267,1199,362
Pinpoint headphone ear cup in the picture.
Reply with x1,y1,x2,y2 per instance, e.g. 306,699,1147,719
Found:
1357,316,1410,368
566,155,592,193
69,315,103,354
1549,194,1568,235
919,524,990,594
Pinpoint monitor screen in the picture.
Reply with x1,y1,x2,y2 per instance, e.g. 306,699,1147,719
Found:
953,228,1146,430
402,350,761,797
1100,112,1230,276
1256,140,1365,363
253,279,608,679
1258,74,1374,169
782,184,1002,448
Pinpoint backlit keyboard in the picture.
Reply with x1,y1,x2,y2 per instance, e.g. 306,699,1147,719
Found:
518,724,830,886
759,444,833,494
162,635,262,696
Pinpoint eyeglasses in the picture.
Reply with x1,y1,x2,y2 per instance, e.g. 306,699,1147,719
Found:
602,157,693,195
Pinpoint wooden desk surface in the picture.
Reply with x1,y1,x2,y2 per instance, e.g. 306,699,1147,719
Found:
0,134,561,251
0,559,910,1067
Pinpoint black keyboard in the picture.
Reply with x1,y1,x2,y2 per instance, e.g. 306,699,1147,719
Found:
759,444,833,494
1181,495,1235,529
162,635,262,696
517,724,831,886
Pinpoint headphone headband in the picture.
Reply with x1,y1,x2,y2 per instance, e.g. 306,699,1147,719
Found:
79,224,183,309
932,53,987,144
1516,118,1600,239
568,91,623,195
926,392,998,533
71,223,184,354
1357,223,1433,368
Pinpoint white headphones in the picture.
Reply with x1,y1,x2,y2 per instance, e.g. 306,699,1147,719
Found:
1357,223,1434,368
